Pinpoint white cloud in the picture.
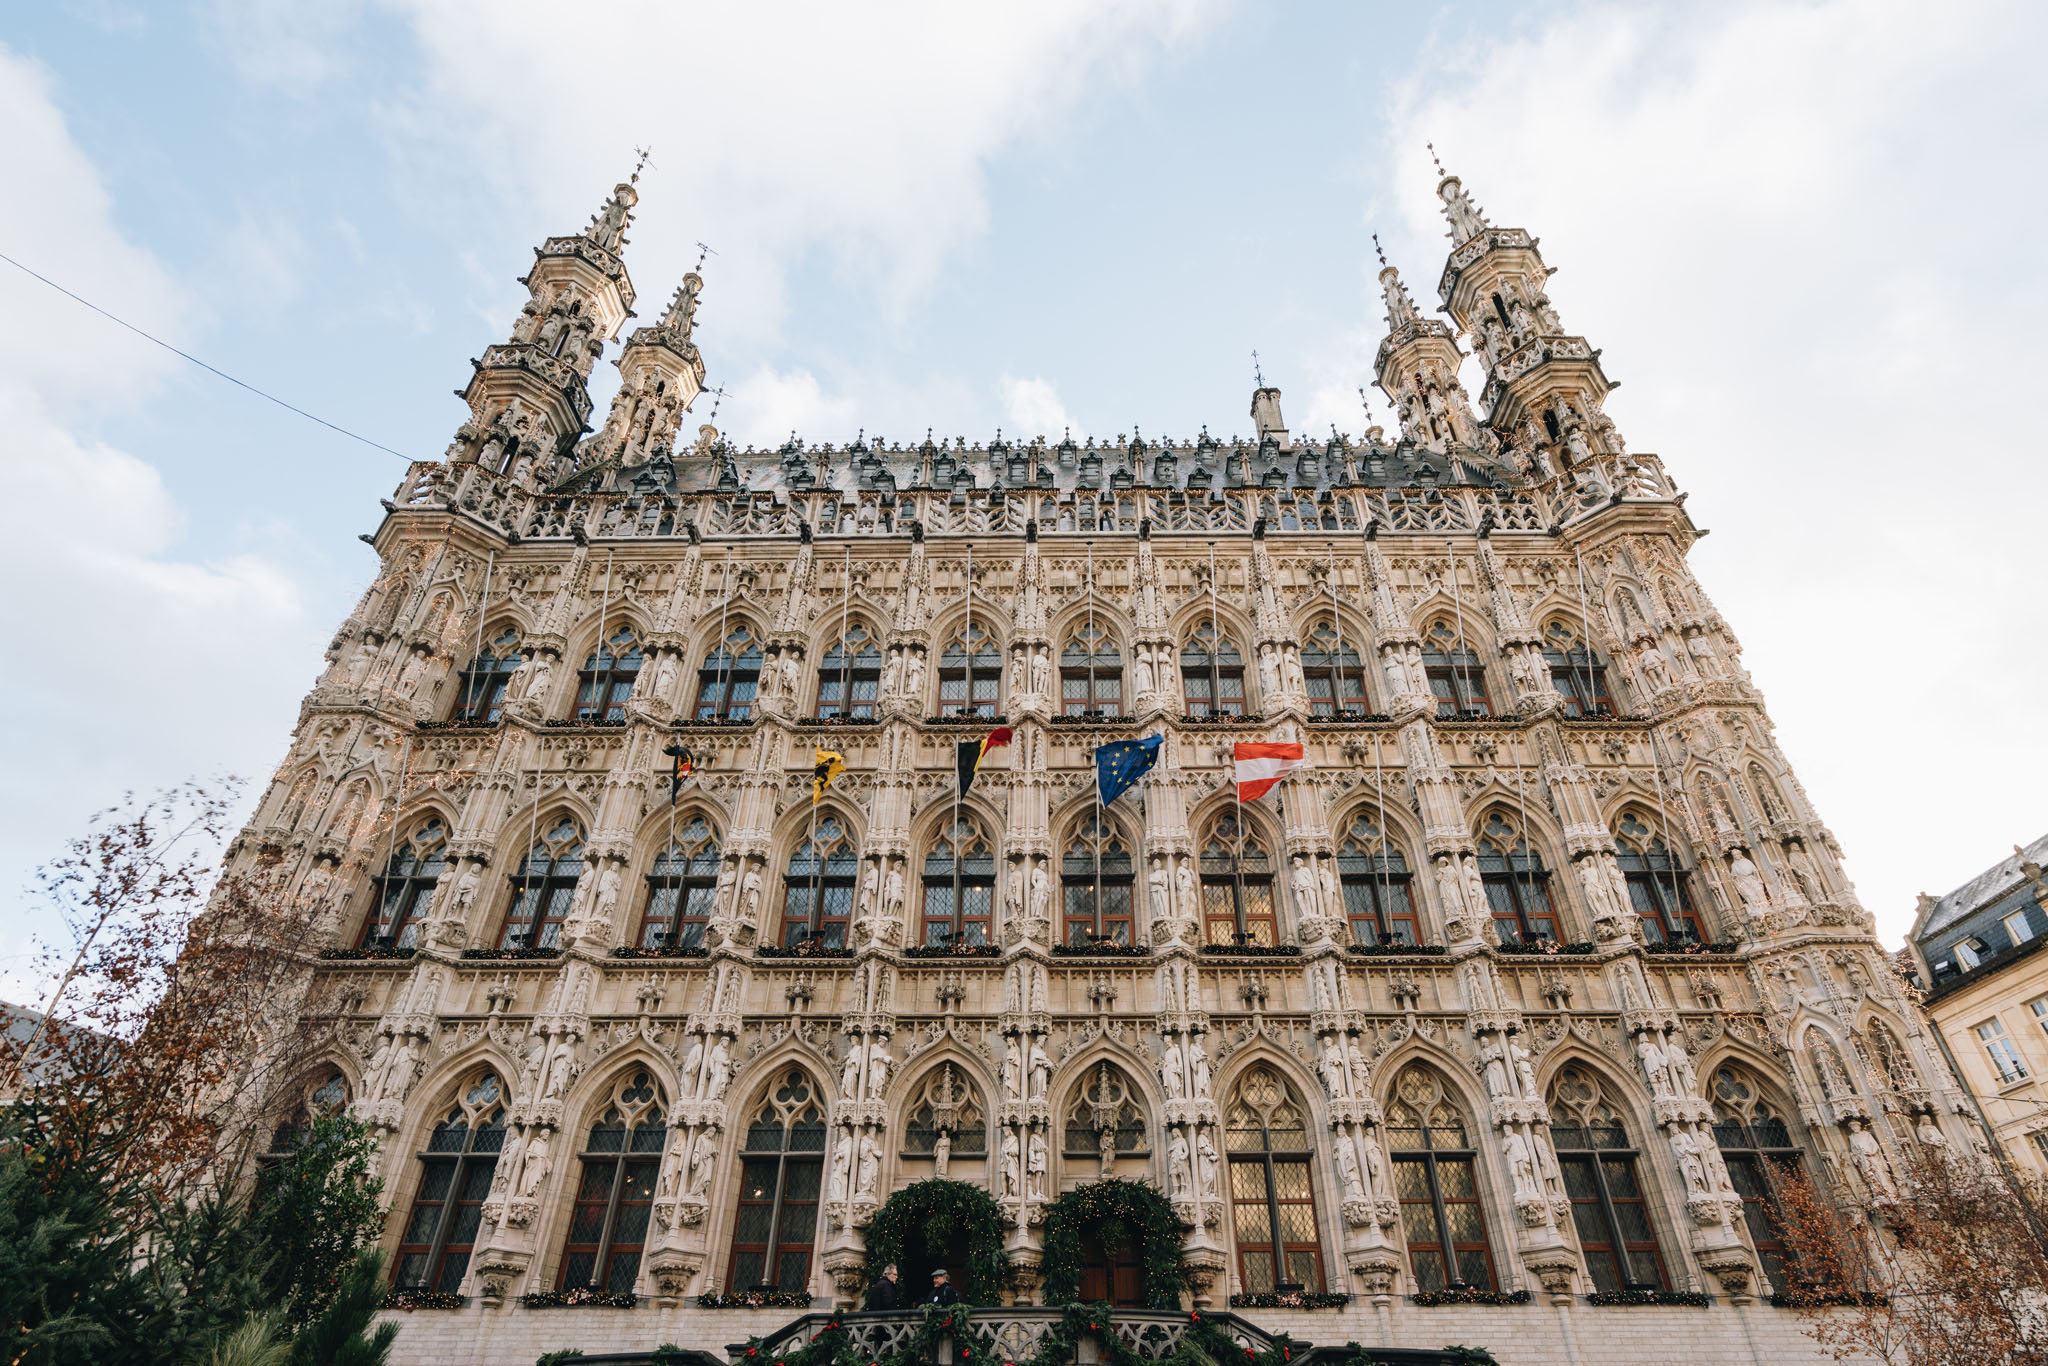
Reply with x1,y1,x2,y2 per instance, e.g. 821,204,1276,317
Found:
724,364,860,451
1382,0,2048,943
0,44,318,921
383,1,1228,347
999,374,1081,442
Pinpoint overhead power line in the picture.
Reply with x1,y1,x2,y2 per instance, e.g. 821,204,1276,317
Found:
0,247,415,462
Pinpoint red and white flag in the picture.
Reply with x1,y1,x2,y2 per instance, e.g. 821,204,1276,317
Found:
1233,741,1308,802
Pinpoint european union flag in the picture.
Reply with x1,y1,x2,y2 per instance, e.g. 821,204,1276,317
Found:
1095,735,1163,807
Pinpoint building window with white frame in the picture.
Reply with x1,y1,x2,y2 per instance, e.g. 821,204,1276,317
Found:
2007,910,2036,945
1977,1018,2028,1083
2029,996,2048,1042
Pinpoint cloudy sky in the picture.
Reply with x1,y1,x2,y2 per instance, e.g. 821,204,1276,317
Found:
2,0,2043,993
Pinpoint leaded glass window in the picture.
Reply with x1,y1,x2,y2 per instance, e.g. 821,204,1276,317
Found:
1224,1067,1324,1293
393,1072,506,1295
728,1070,826,1293
1386,1065,1496,1293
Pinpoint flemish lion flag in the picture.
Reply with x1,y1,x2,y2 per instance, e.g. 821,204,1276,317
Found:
811,748,847,805
662,743,694,804
956,726,1014,797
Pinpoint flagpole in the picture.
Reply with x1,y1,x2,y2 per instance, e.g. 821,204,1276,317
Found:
841,543,852,718
810,782,821,948
1088,542,1102,946
954,543,972,946
713,545,733,718
461,550,494,720
663,776,679,949
1447,540,1477,717
592,549,614,721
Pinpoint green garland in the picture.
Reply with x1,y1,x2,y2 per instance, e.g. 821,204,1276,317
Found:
861,1178,1009,1305
730,1305,1303,1366
1040,1178,1185,1310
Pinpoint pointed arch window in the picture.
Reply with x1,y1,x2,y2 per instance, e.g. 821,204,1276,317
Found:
1224,1067,1325,1294
1710,1066,1805,1290
496,817,585,950
939,622,1001,718
1302,619,1367,717
695,625,762,721
921,815,996,948
729,1069,826,1293
1060,623,1122,716
454,628,523,722
1200,813,1277,947
1615,813,1702,945
902,1063,987,1160
264,1070,350,1163
817,623,882,719
558,1071,666,1295
1862,1022,1921,1094
638,817,721,950
779,816,857,949
393,1072,506,1295
576,625,642,722
1421,620,1490,719
1386,1066,1496,1293
1336,812,1417,946
1062,1061,1149,1165
1061,813,1134,947
361,819,448,950
1477,812,1559,945
1180,623,1245,717
1547,1065,1667,1294
1542,620,1612,717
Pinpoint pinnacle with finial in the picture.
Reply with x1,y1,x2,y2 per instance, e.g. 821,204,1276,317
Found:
1427,141,1445,176
695,241,718,273
1372,233,1388,267
1252,349,1266,388
632,146,654,183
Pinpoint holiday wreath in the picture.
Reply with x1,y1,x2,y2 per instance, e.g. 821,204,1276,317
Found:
1040,1177,1186,1310
862,1178,1009,1305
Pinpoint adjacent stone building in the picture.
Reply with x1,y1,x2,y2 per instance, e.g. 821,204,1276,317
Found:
231,163,1971,1363
1905,833,2048,1177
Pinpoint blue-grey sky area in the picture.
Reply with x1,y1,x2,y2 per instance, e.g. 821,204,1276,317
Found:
2,1,2044,996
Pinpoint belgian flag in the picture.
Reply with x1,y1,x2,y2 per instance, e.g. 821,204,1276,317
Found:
956,726,1014,797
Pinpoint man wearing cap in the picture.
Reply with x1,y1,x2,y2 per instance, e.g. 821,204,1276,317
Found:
927,1267,960,1306
864,1263,900,1311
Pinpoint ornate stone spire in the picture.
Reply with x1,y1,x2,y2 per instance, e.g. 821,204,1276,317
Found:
1374,235,1420,329
584,151,648,254
1428,144,1490,245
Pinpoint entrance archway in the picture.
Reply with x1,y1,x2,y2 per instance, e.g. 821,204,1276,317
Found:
1041,1177,1186,1309
862,1178,1007,1305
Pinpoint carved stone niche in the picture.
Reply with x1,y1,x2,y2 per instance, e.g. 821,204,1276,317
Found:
1181,1246,1227,1309
1699,1250,1757,1302
647,1251,705,1307
472,1253,530,1307
821,1248,867,1309
1526,1255,1579,1299
1350,1253,1403,1299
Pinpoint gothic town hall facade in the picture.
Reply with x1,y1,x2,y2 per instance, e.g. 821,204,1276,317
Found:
233,168,1963,1364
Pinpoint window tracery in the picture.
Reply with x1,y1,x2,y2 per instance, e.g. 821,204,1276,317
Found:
496,817,585,950
1477,811,1558,945
817,623,881,719
1223,1066,1324,1293
938,621,1001,718
1061,622,1123,715
558,1070,666,1294
362,818,449,950
1614,812,1702,945
454,627,523,723
638,817,720,950
1180,623,1245,717
1546,1064,1667,1293
780,816,858,948
1710,1066,1803,1290
1301,618,1367,716
1199,812,1277,947
694,624,762,720
575,625,642,722
394,1071,506,1295
1062,1061,1149,1168
1386,1065,1495,1293
1542,620,1612,717
1421,619,1490,718
1336,811,1417,945
730,1069,826,1293
902,1063,987,1162
921,815,996,948
1061,813,1133,947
